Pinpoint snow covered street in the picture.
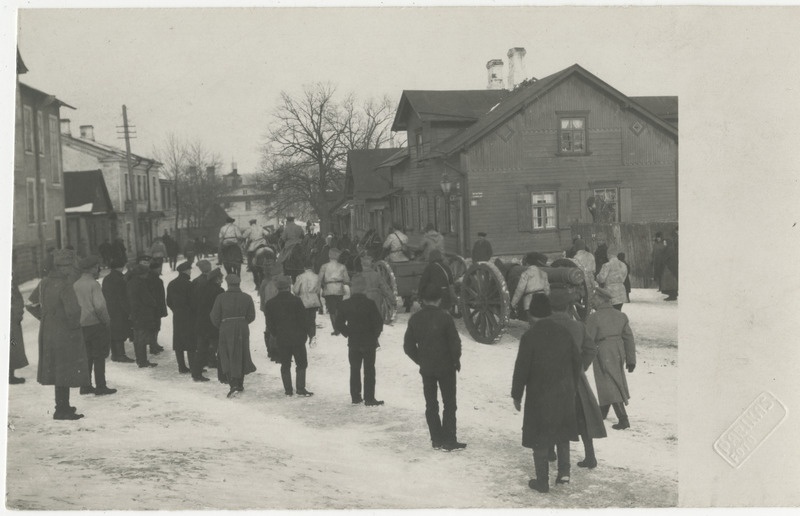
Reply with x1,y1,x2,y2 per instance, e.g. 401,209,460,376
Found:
6,267,677,509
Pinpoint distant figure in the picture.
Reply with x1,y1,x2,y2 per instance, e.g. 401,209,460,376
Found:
146,259,168,355
244,219,267,271
471,231,493,262
210,274,257,398
569,240,597,310
660,227,679,301
183,237,196,265
149,238,168,273
102,256,135,363
617,252,632,301
195,268,224,374
252,245,277,292
218,216,244,276
419,223,445,262
188,260,214,381
403,284,464,451
355,254,395,324
586,287,636,430
596,247,629,311
292,261,321,348
126,264,160,368
383,223,410,263
651,232,666,291
594,243,609,274
110,238,127,265
98,239,112,268
163,231,179,271
318,248,349,334
278,215,305,265
167,262,194,374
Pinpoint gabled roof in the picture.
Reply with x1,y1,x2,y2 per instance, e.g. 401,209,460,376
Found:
63,133,162,167
629,96,678,126
346,148,398,200
17,48,27,75
391,90,507,131
430,64,679,159
376,147,409,168
18,81,75,110
63,170,114,214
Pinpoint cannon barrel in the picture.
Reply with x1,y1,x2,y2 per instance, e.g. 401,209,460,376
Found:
541,266,584,286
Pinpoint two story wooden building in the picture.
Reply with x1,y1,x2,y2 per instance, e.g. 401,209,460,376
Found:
337,148,399,239
387,63,678,259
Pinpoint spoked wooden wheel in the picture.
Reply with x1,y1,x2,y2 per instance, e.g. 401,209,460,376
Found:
374,260,399,323
445,254,469,319
459,261,510,344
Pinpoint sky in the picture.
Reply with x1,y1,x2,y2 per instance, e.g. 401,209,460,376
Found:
13,6,687,177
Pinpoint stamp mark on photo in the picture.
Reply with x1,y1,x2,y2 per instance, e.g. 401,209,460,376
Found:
713,391,787,468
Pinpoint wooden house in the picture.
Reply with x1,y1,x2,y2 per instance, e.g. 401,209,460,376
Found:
386,63,678,261
63,170,115,257
337,148,399,239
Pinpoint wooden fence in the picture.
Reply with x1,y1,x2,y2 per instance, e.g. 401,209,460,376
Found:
571,222,677,288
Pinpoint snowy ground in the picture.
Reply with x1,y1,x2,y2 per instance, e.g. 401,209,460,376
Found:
5,266,677,509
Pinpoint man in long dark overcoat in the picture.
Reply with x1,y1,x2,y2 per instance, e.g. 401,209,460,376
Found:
189,259,213,370
403,285,464,451
102,257,135,363
146,260,168,355
417,250,454,312
263,276,313,397
127,264,160,368
194,268,224,382
548,289,606,469
334,274,384,406
167,261,195,374
511,294,581,493
210,274,257,397
30,249,91,420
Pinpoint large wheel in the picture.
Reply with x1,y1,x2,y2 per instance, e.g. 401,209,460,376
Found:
374,260,399,322
445,254,469,319
459,261,511,344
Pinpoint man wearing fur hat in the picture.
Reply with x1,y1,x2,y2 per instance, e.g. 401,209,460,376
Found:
263,275,314,396
73,256,117,396
210,274,257,398
102,256,135,363
512,293,581,492
167,262,195,374
585,287,636,430
318,248,349,334
404,284,464,451
334,274,384,406
127,264,160,368
30,249,91,420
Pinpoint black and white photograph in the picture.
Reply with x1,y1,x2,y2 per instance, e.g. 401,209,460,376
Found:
3,2,800,510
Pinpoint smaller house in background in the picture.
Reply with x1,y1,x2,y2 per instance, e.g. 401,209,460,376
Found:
337,148,400,239
217,165,279,230
63,169,115,257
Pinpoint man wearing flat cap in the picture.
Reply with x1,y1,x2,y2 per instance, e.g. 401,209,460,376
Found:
471,232,493,263
73,256,117,396
210,274,257,398
264,275,314,396
30,249,91,420
167,262,195,375
102,256,135,363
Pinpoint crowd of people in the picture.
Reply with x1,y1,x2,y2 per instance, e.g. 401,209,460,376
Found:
9,221,676,493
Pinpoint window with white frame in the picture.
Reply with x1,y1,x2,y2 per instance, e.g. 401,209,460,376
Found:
26,178,36,223
559,117,586,154
592,187,619,222
49,115,61,183
531,191,557,230
37,112,45,155
23,105,34,152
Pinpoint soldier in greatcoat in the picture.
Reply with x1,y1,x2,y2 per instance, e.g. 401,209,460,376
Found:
10,268,29,384
167,262,195,374
102,256,135,363
195,268,224,381
127,264,160,368
511,294,581,493
263,276,313,397
335,274,384,406
259,261,284,363
30,249,91,420
210,274,257,397
586,287,636,430
188,260,213,380
548,289,606,469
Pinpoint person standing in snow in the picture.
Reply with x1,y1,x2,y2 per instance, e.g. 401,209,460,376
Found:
292,261,321,348
9,265,29,384
511,293,581,493
585,287,636,430
146,258,168,356
188,260,214,381
166,261,195,374
195,268,224,381
102,256,135,363
334,274,384,406
403,284,464,451
263,275,314,397
596,247,629,311
417,250,455,312
318,248,349,335
127,263,160,369
210,274,257,398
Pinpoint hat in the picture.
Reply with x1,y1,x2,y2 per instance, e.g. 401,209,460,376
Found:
78,255,100,271
226,274,241,285
528,293,552,318
524,252,547,267
197,260,212,273
594,286,614,302
420,284,443,302
548,289,573,311
125,259,138,271
137,254,152,263
350,274,367,294
249,219,257,224
177,261,192,273
225,216,235,223
329,248,341,259
477,232,487,237
286,215,295,221
132,263,151,276
275,275,292,290
208,268,223,282
53,249,76,267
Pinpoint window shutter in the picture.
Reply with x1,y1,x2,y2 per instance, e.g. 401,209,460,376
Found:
517,191,533,232
580,189,593,223
558,190,571,229
620,187,632,223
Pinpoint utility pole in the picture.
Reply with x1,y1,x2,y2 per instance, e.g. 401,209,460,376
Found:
121,105,142,256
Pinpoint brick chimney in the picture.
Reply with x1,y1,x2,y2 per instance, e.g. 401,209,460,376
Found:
507,47,527,89
486,59,504,90
79,125,95,141
60,119,71,136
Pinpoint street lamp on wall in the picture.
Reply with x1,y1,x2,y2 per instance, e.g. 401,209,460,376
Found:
440,172,453,196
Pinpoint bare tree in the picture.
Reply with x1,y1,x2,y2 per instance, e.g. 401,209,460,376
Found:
257,83,400,232
152,133,187,233
178,141,225,230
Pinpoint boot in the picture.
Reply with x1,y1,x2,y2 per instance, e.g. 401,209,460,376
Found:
9,370,25,384
612,403,630,430
175,351,190,374
93,359,117,395
296,368,314,396
577,437,597,468
111,340,135,363
54,386,84,420
530,454,550,493
281,368,294,395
